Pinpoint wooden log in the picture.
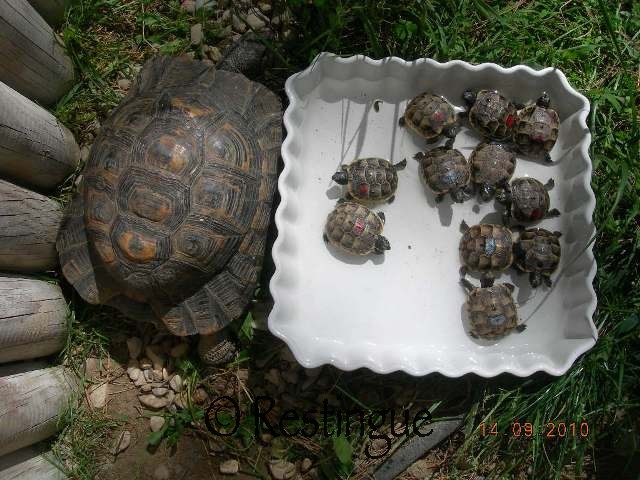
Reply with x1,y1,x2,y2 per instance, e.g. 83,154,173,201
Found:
26,0,67,28
0,81,80,191
0,0,74,105
0,180,62,272
0,275,68,364
0,444,66,480
0,364,77,457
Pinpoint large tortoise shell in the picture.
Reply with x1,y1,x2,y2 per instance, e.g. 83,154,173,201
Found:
403,93,456,141
344,158,398,203
465,283,519,339
467,90,517,140
57,56,282,337
459,223,513,275
324,201,384,255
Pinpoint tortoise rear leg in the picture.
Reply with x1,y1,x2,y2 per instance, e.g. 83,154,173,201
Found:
398,117,406,127
546,208,561,218
323,233,329,244
515,324,527,333
393,158,408,170
198,330,238,367
387,195,395,204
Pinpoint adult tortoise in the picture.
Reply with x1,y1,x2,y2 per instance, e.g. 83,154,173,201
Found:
57,39,281,365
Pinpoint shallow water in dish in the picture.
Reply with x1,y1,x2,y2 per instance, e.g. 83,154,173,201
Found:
271,57,597,375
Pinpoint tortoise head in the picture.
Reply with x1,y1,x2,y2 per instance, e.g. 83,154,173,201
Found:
216,31,271,77
536,92,551,108
529,272,543,288
450,188,466,203
463,89,477,106
495,187,510,204
331,171,349,185
479,184,495,202
374,235,391,254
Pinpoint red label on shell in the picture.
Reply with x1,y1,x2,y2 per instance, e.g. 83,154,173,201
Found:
358,183,369,195
531,208,543,219
505,114,515,128
353,218,366,235
432,111,445,122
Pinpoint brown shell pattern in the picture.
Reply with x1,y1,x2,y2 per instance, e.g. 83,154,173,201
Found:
419,147,470,194
516,228,561,274
514,104,559,157
468,90,517,140
469,143,516,187
466,284,519,339
510,177,550,222
403,93,456,140
459,224,513,274
346,158,398,202
324,202,383,255
57,56,282,337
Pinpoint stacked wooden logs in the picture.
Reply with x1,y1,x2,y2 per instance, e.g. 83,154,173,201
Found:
0,1,78,478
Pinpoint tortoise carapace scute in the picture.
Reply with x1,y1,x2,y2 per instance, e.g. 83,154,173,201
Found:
324,201,390,255
463,89,518,140
513,93,559,162
56,55,282,338
332,157,407,204
401,92,458,142
469,143,516,201
459,223,513,286
463,282,520,339
515,228,561,288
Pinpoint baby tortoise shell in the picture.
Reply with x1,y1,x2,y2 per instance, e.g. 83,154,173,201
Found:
459,221,514,287
463,89,518,140
56,52,281,365
400,92,458,143
461,278,523,339
496,177,561,224
513,93,559,162
415,139,472,203
515,228,562,288
323,200,390,255
332,157,407,204
469,142,516,201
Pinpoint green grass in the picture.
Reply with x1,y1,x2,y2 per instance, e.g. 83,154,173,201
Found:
50,0,639,478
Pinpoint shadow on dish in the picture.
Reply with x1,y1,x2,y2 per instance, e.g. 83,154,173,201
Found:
324,241,386,266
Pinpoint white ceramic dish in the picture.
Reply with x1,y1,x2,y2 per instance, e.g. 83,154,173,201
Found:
268,53,597,377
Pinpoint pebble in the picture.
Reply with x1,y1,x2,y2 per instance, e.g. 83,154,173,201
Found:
80,145,91,163
126,337,142,359
301,458,312,473
140,384,152,393
258,2,271,14
169,374,183,393
143,369,154,382
150,416,165,432
170,342,189,358
269,460,296,480
153,464,171,480
162,368,170,382
246,12,266,30
220,459,239,475
88,383,108,409
127,367,140,382
191,23,203,44
145,345,166,371
139,394,170,409
152,387,169,397
117,78,131,91
232,14,247,33
134,375,147,387
205,46,223,63
111,430,131,455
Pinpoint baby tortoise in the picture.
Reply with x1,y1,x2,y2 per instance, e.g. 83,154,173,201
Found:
323,200,390,255
332,157,407,204
496,177,561,224
462,89,518,140
469,142,517,202
459,221,514,287
461,277,524,340
400,92,458,143
415,138,472,203
513,92,560,162
515,228,562,288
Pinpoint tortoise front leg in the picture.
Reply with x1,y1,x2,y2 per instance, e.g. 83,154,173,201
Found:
545,208,561,218
544,152,553,163
198,331,238,367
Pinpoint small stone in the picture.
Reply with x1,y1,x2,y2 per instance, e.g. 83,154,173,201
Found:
170,342,189,358
269,460,296,480
140,357,152,370
162,368,170,382
127,367,141,382
88,383,108,409
169,374,183,393
153,464,170,480
117,78,131,91
232,14,247,33
152,387,169,397
111,430,131,455
150,416,165,432
80,145,91,163
258,2,271,14
191,23,203,44
246,12,266,30
220,459,239,475
139,394,170,410
140,384,152,393
143,369,153,382
134,375,147,387
127,337,142,359
205,46,223,63
145,345,166,371
221,9,231,24
301,458,312,473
